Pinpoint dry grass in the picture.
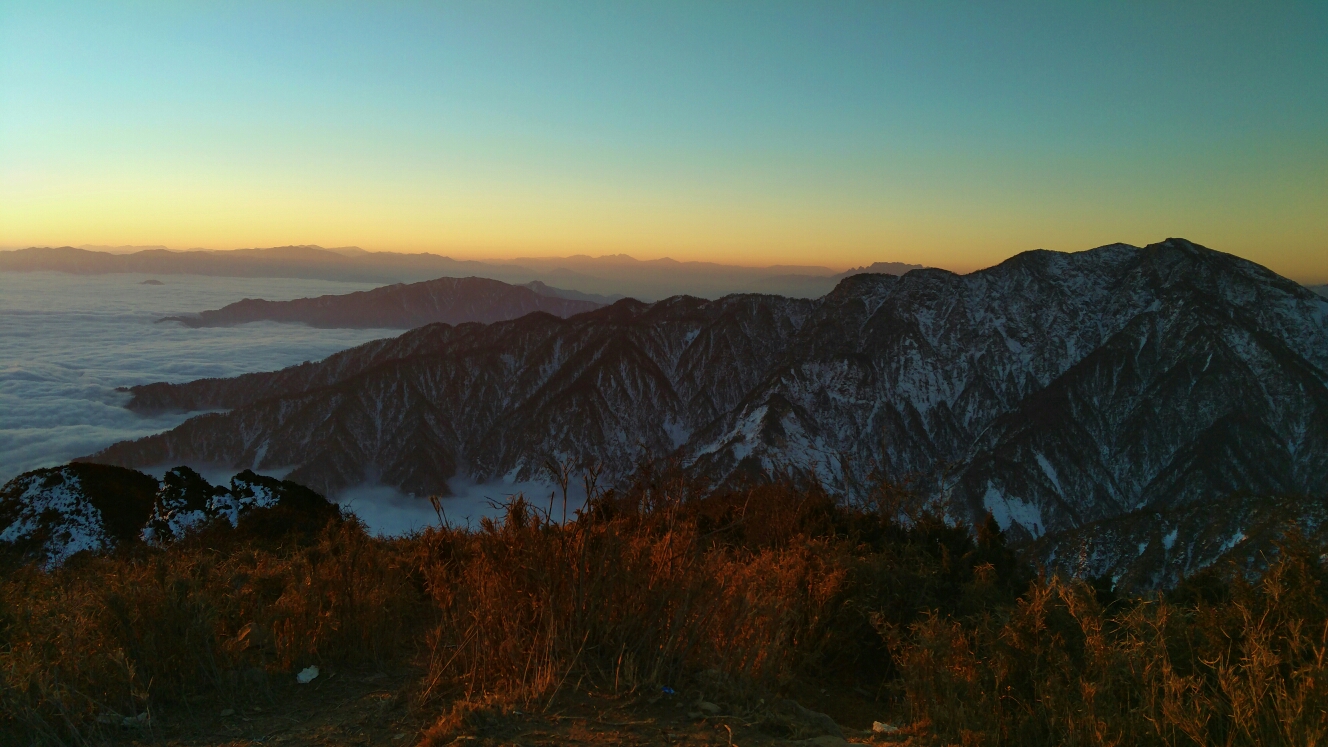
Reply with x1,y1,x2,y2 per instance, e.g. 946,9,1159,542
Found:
0,515,423,744
887,535,1328,746
1,468,1325,746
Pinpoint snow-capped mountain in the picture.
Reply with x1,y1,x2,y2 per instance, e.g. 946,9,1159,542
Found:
159,276,603,329
0,464,337,567
83,239,1328,559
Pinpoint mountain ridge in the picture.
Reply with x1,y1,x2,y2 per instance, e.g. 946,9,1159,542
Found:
83,239,1328,562
158,276,603,329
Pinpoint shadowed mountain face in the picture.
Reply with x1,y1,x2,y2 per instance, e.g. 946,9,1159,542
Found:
159,276,602,329
84,240,1328,560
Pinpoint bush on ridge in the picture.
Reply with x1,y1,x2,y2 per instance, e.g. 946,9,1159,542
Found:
1,466,1324,746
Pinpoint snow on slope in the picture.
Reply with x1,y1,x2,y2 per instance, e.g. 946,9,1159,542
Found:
80,240,1328,570
0,468,108,566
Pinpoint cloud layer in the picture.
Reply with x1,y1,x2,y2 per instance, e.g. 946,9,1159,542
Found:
0,273,389,510
1,271,598,535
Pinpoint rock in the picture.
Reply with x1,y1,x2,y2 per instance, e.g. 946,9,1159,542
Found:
872,721,899,734
220,708,235,717
774,699,843,738
121,712,149,728
698,701,722,715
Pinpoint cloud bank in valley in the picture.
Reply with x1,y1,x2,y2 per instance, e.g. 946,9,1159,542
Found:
0,274,385,502
0,272,598,536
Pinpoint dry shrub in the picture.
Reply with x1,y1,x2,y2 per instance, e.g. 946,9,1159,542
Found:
0,513,424,744
5,466,1324,747
413,487,856,708
888,535,1328,746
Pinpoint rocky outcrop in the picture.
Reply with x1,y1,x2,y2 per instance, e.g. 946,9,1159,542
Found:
0,463,338,566
0,464,157,567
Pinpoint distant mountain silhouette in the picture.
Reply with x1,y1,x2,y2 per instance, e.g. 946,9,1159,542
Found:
519,281,623,305
834,261,925,278
78,244,172,253
159,276,603,329
2,245,923,301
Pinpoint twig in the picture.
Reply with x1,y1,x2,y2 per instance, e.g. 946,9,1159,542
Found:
543,630,590,713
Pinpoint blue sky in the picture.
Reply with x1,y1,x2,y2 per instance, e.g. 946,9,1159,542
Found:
2,2,1325,278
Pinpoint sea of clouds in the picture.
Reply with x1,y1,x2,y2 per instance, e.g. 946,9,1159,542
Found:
0,272,568,534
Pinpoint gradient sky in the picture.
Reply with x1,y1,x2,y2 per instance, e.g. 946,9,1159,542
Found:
2,3,1325,280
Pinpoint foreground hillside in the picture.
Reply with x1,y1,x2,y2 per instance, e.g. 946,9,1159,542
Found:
3,463,1326,746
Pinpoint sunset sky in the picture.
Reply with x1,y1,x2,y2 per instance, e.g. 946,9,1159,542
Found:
2,2,1325,280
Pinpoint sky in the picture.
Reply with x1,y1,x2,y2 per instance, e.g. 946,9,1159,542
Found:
1,2,1325,280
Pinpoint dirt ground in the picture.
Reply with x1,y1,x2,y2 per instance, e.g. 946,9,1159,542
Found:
102,664,923,747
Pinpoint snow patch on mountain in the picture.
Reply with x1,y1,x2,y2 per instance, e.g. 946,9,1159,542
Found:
1035,453,1062,496
982,485,1045,538
0,469,107,567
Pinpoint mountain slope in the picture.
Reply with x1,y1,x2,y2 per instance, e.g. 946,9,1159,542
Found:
98,294,816,495
1027,491,1328,591
941,244,1328,540
159,276,602,329
83,240,1328,552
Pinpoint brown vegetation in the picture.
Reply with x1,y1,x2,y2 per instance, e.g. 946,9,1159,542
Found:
1,467,1325,746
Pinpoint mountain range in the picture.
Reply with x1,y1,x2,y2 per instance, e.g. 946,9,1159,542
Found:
159,276,604,329
82,238,1328,575
1,245,923,301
